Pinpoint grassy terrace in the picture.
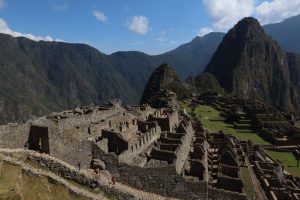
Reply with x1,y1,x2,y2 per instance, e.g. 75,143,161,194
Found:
182,100,300,177
265,150,300,177
0,159,87,200
183,102,269,145
240,166,258,200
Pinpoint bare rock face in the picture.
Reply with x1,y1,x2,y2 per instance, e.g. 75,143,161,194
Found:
205,17,300,114
91,159,106,170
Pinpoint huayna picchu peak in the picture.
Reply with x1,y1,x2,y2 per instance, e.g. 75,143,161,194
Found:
205,17,300,115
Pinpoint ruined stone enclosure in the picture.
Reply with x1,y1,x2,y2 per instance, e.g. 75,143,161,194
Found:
28,125,50,154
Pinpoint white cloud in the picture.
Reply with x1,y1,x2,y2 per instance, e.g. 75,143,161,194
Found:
198,27,213,36
160,30,166,36
201,0,300,34
256,0,300,24
93,10,107,23
203,0,255,30
0,0,6,8
54,2,68,11
156,37,166,42
0,18,62,42
127,16,150,35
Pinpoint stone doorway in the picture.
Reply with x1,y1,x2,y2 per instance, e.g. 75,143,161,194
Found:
28,125,50,154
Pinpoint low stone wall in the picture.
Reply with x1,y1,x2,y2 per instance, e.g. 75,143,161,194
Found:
26,152,133,200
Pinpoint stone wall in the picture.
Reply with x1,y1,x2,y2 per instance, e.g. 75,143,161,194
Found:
0,121,93,169
92,143,247,200
0,123,29,148
119,124,162,164
48,127,93,169
175,121,193,174
101,130,128,155
149,109,179,132
26,152,133,200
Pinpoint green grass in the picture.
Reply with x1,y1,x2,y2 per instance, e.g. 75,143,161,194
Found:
240,166,257,200
0,161,22,200
183,103,269,145
265,150,300,177
0,157,92,200
183,101,300,178
22,174,52,200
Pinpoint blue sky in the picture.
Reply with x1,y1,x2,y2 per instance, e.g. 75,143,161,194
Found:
0,0,300,55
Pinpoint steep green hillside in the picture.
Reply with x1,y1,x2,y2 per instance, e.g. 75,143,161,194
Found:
0,34,138,123
0,31,225,124
186,72,225,95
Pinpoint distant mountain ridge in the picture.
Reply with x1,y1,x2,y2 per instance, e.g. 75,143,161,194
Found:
1,14,300,123
0,31,222,124
0,34,138,123
264,15,300,54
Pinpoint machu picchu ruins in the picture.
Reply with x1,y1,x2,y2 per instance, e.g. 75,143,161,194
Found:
1,5,300,200
1,88,300,200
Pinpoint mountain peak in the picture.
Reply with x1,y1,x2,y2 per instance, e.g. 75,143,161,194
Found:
238,17,260,26
140,63,182,105
155,63,174,73
227,17,264,41
205,16,299,113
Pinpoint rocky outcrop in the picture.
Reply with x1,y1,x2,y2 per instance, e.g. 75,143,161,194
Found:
140,64,189,105
91,159,106,170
